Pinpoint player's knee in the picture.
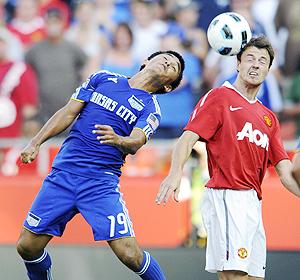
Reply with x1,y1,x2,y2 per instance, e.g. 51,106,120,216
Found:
16,235,41,259
118,248,143,271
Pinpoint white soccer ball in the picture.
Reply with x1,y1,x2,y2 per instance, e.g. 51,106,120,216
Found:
207,12,252,56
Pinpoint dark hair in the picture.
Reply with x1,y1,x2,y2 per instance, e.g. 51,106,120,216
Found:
139,50,185,94
237,35,274,68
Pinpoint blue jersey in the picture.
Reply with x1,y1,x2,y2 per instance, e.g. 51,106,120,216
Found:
52,70,161,177
297,140,300,150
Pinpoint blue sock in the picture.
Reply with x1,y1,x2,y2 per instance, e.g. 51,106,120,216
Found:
136,251,166,280
24,250,53,280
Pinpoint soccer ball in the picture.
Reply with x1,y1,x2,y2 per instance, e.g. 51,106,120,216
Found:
207,12,252,56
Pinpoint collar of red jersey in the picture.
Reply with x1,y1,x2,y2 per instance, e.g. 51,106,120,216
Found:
222,81,258,104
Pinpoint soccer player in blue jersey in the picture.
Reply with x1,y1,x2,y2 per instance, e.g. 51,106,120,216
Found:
17,50,185,280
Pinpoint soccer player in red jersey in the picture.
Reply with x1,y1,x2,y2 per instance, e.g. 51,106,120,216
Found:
156,36,300,280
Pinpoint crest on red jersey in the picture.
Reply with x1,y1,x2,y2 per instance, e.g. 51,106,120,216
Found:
263,115,272,127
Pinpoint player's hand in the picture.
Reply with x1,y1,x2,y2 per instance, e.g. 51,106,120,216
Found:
93,125,120,146
20,143,40,164
156,174,181,205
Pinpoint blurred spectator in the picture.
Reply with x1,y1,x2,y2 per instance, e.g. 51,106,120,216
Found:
65,0,109,76
130,0,168,62
94,0,131,40
168,0,208,62
281,70,300,138
155,33,201,139
0,26,24,61
196,0,230,30
0,30,39,137
7,0,46,49
101,22,140,77
25,8,87,124
274,0,300,77
252,0,280,49
0,29,39,175
187,141,209,248
39,0,71,27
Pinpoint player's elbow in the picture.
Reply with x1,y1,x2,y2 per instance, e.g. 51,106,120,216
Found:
127,147,139,155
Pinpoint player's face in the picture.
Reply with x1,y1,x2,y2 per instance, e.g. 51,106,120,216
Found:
237,46,270,86
144,54,181,87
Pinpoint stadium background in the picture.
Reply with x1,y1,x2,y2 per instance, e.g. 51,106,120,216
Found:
1,0,300,279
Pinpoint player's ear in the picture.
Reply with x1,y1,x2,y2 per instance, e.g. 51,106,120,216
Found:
140,59,149,70
163,85,172,93
236,60,241,73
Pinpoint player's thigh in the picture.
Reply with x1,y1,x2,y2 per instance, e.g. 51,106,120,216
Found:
202,188,262,274
249,276,263,280
77,176,135,241
248,202,266,278
24,169,78,236
218,270,248,280
17,228,52,257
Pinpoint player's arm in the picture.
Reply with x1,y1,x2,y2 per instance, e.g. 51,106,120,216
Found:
93,125,146,155
156,130,199,205
291,151,300,187
275,159,300,197
21,100,84,163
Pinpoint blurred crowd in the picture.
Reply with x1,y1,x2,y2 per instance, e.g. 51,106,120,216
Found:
0,0,300,167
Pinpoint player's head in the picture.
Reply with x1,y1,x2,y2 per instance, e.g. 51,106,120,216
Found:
139,50,185,94
237,35,274,69
236,35,274,86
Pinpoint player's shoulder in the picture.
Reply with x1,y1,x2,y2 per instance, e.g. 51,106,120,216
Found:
91,70,127,80
198,84,230,107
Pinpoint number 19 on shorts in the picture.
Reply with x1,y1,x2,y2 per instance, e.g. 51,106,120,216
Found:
107,213,129,238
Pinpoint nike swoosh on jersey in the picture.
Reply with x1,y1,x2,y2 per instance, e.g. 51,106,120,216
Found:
229,105,243,111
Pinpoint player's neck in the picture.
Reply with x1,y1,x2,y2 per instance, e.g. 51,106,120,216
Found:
128,71,160,93
233,80,260,101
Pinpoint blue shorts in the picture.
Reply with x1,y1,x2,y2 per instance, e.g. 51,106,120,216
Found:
24,168,135,241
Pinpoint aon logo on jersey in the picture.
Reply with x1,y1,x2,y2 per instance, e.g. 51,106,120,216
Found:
237,122,269,151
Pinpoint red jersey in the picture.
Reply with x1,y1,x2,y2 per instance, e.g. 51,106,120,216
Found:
7,19,46,48
0,61,38,138
185,82,288,199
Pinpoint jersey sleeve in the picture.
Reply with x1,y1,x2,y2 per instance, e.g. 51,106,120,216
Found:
268,117,289,166
134,96,161,141
71,71,106,102
184,89,223,141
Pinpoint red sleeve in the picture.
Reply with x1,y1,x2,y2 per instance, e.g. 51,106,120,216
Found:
184,88,223,141
17,65,39,106
268,116,289,166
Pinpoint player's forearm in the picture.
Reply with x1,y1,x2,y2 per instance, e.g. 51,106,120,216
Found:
292,168,300,191
276,159,300,197
115,136,144,155
291,152,300,188
280,174,300,197
169,137,194,177
30,107,76,147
